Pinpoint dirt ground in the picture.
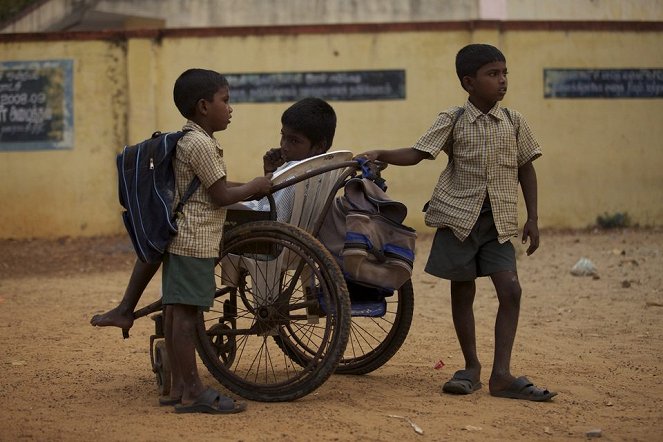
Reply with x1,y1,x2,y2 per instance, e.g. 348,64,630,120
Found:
1,228,662,442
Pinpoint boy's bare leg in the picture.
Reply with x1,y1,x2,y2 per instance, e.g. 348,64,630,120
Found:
488,271,521,391
488,270,557,401
171,304,206,403
450,280,481,381
90,259,161,329
163,305,183,401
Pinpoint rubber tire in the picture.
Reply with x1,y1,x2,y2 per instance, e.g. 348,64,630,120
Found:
196,221,351,402
335,279,414,375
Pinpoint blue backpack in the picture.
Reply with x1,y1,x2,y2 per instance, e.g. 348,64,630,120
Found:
117,131,200,263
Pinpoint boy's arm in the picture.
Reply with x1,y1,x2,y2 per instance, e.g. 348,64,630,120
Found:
518,160,539,256
208,175,272,207
357,147,431,166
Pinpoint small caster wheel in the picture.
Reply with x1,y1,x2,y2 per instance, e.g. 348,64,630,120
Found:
209,322,237,366
153,340,171,396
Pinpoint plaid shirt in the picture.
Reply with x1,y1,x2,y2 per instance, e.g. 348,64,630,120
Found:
414,100,541,243
168,121,227,258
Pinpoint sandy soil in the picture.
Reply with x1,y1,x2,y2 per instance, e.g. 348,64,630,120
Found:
1,228,662,442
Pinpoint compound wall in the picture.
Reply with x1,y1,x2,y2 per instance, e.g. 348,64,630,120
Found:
1,21,662,238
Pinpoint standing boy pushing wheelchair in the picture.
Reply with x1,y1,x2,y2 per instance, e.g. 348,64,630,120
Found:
91,90,338,411
360,44,556,401
157,69,271,413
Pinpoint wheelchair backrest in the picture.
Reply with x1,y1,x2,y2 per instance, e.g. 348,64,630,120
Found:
271,150,356,235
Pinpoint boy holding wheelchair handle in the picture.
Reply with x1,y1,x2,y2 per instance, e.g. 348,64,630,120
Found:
91,71,336,412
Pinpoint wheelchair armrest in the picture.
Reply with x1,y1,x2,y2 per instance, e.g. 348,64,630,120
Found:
224,206,275,233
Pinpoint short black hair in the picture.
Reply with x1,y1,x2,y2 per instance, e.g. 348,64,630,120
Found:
455,44,506,84
173,69,229,119
281,97,336,152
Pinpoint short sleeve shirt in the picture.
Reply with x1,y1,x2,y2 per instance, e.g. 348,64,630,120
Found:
414,100,541,243
168,121,227,258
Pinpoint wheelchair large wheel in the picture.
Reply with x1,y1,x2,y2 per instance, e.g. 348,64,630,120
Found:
336,279,414,375
196,222,351,402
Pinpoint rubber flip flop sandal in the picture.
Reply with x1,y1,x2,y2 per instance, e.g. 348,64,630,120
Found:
174,388,246,414
442,370,482,395
159,396,182,406
490,376,557,402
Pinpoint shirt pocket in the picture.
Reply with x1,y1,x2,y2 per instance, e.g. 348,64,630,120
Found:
496,134,518,168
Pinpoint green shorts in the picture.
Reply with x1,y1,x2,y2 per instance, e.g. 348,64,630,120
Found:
162,253,216,309
424,211,517,281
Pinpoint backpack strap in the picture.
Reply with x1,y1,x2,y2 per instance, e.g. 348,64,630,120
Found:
174,177,201,215
172,129,200,216
446,107,465,161
502,107,519,139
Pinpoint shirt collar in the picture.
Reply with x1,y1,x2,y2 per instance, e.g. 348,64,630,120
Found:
463,100,505,122
183,120,213,138
182,120,222,151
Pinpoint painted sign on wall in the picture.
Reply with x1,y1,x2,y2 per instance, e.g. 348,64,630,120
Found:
544,69,663,98
225,69,405,103
0,59,74,151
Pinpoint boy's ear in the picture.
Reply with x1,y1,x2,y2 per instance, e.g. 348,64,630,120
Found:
195,98,208,116
461,75,474,92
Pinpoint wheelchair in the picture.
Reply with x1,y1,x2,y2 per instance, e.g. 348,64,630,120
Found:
136,151,415,402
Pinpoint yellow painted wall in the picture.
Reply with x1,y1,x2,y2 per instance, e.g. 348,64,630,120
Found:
501,29,663,227
1,23,662,238
0,39,127,238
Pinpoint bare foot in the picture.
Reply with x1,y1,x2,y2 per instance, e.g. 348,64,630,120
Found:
90,307,134,330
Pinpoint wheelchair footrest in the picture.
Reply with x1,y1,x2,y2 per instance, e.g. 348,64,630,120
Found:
315,284,388,317
346,280,391,317
350,300,387,317
317,296,387,317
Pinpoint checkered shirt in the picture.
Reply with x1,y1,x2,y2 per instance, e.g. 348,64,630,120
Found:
168,121,227,258
414,100,542,243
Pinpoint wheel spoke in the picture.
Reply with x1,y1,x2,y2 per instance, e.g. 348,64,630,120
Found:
196,222,351,401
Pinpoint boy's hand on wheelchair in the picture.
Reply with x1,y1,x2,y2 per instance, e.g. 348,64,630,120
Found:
249,175,273,199
355,150,380,162
263,148,285,174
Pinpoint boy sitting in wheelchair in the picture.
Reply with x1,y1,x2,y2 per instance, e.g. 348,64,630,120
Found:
240,97,336,222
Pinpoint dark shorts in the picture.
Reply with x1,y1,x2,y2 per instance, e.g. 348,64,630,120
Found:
162,253,216,309
424,211,516,281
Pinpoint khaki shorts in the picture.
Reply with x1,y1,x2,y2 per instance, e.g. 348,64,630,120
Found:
162,253,216,308
424,211,517,282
